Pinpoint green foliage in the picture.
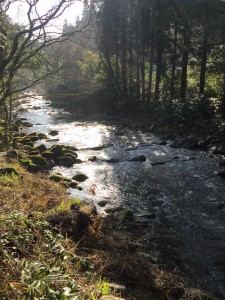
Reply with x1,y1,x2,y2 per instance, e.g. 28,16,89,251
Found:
0,213,79,299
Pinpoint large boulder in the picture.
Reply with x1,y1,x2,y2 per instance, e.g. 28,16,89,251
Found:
42,150,55,160
33,144,47,153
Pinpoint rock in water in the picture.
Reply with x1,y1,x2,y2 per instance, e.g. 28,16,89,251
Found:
72,173,88,182
129,154,146,162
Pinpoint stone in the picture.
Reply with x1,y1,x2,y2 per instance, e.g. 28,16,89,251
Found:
27,155,49,169
27,163,40,173
69,181,78,188
58,156,74,167
50,144,63,155
72,173,88,182
170,140,183,148
129,154,146,162
37,133,47,139
42,150,55,160
76,186,83,191
98,200,108,207
217,170,225,178
33,144,46,153
49,173,72,183
61,149,78,158
49,130,59,136
88,156,97,162
104,158,120,163
150,161,167,166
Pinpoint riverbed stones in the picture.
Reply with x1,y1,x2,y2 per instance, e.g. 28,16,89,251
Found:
37,133,47,139
33,144,46,153
98,200,108,207
49,173,72,183
72,173,88,182
49,130,59,136
69,181,78,188
42,150,55,160
50,144,63,155
27,155,49,169
88,156,97,162
129,154,146,162
58,156,74,167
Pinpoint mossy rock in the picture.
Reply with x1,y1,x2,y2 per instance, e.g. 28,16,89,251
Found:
27,163,40,173
64,145,79,151
58,156,74,167
42,150,55,160
20,158,32,167
121,209,134,221
50,144,63,155
19,137,32,145
76,186,83,191
28,132,37,137
29,150,40,155
49,130,59,136
59,153,78,163
29,136,39,142
61,148,78,158
49,173,72,183
72,173,88,182
12,125,20,132
27,155,49,169
21,121,33,127
37,133,47,139
69,181,78,188
33,144,46,153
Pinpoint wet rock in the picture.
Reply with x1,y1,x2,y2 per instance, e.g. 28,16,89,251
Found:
50,144,63,155
29,135,39,142
27,155,49,169
121,209,134,221
89,156,97,162
49,173,72,183
76,186,83,191
29,150,40,155
72,173,88,182
46,138,60,142
58,156,74,167
104,158,120,163
156,140,167,145
150,161,167,166
105,206,124,214
98,200,108,207
49,130,59,136
69,181,78,189
115,131,124,136
129,154,146,162
217,170,225,178
214,146,225,155
48,160,56,168
42,150,55,160
0,168,19,176
61,149,78,157
21,121,33,127
37,133,47,139
32,106,41,110
64,145,79,151
33,144,46,153
170,140,183,148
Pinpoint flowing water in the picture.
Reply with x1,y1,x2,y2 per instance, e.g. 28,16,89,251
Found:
17,95,225,298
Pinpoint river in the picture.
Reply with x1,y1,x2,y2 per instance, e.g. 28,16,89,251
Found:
16,94,225,299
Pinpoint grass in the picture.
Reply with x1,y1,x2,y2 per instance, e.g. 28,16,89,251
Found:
0,154,217,300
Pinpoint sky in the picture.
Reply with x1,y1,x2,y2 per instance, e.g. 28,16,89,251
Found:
8,0,84,31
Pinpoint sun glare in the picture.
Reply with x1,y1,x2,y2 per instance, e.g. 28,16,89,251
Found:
8,0,84,30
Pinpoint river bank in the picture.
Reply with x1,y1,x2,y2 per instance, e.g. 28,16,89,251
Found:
1,93,225,299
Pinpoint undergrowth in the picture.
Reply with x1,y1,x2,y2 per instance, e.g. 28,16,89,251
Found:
0,156,217,300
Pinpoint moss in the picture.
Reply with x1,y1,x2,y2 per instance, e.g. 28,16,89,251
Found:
58,156,74,167
72,173,88,182
27,155,49,169
49,173,72,183
33,144,47,153
61,148,78,158
50,144,63,155
42,150,55,160
37,133,47,139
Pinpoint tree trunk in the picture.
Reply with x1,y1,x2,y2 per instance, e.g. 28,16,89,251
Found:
154,33,163,101
170,24,177,97
199,34,208,95
147,32,154,102
180,26,189,100
136,37,140,102
141,39,145,101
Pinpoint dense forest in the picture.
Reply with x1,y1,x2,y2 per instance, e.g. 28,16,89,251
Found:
1,0,225,142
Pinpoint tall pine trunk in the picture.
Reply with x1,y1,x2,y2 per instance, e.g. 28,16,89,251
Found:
180,26,189,100
199,34,208,95
171,24,177,98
